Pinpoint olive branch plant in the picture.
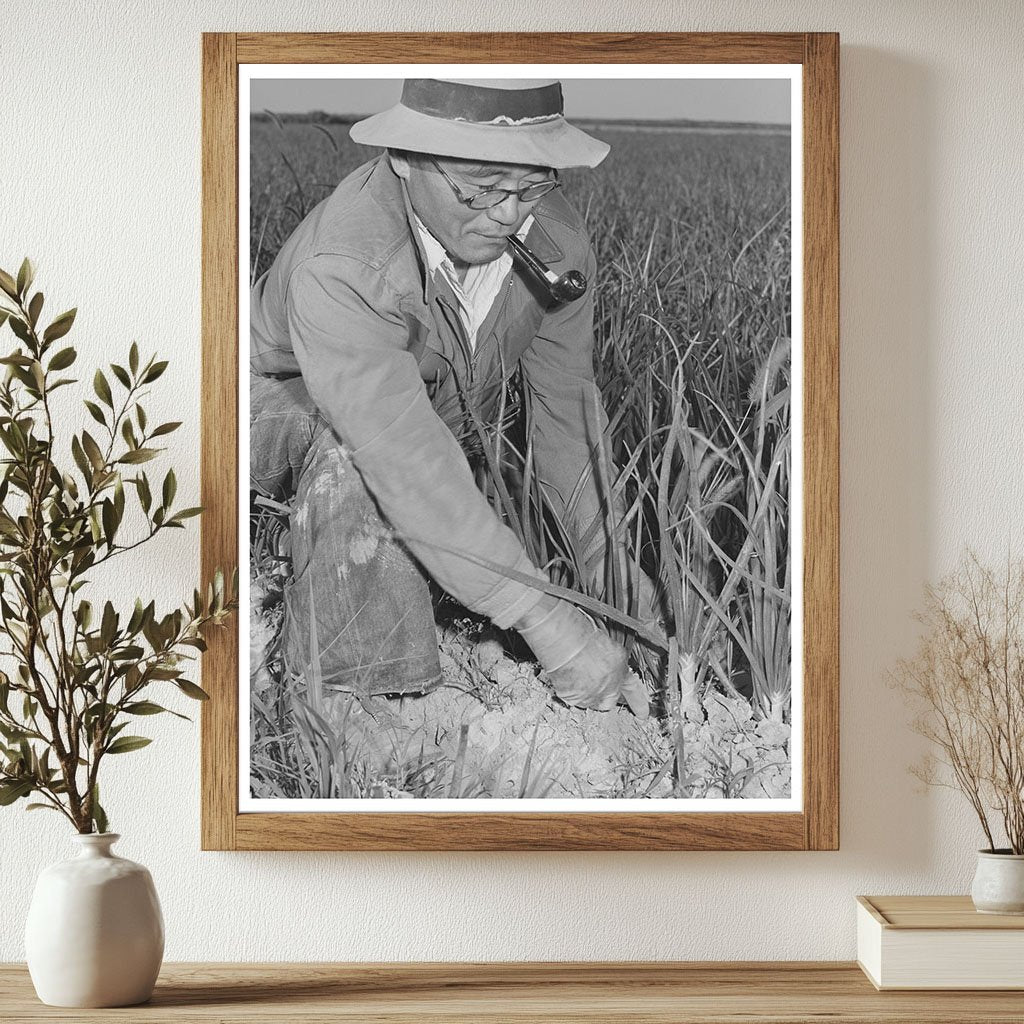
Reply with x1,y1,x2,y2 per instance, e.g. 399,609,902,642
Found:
0,259,237,834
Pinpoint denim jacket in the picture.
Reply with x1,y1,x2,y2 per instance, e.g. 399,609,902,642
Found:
250,155,611,628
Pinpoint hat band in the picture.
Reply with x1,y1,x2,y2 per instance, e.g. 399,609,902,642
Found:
400,79,563,126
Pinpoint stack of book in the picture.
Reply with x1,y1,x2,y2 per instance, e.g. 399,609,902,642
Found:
857,895,1024,990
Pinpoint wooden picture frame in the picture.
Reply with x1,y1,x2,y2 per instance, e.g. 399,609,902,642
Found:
201,32,838,851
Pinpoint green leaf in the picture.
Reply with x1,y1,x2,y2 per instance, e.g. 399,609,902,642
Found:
141,616,162,653
113,475,125,521
101,498,117,546
42,308,77,344
91,785,108,834
107,720,130,743
81,431,104,471
26,803,61,813
27,292,43,328
118,448,157,465
100,601,117,647
71,435,92,483
88,507,102,544
212,568,225,604
126,598,146,635
147,667,182,680
124,700,168,715
83,400,107,427
0,429,20,461
0,269,18,300
121,418,137,450
93,369,113,409
9,316,31,344
142,360,168,383
105,735,152,755
81,700,113,733
0,309,9,330
110,644,143,661
129,342,139,375
0,722,28,742
176,679,210,701
0,779,33,805
110,363,131,389
47,346,77,371
136,404,147,432
76,600,93,630
168,507,203,524
150,421,181,438
16,258,34,299
162,468,176,508
136,473,152,513
119,665,139,693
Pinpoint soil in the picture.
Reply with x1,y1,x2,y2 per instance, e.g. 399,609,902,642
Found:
250,567,791,801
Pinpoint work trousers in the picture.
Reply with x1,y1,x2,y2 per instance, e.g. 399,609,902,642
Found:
250,375,443,696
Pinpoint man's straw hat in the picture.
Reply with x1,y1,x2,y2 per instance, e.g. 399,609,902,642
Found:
350,79,609,170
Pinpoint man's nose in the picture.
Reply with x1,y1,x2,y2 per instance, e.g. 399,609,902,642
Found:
486,194,522,227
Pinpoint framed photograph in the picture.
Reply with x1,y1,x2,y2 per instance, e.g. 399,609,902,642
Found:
201,32,838,851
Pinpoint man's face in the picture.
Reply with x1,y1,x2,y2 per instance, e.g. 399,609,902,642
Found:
394,153,553,267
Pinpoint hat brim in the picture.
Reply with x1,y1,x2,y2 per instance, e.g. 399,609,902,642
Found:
349,104,609,170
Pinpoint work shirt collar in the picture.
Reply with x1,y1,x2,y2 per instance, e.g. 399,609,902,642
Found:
411,212,534,352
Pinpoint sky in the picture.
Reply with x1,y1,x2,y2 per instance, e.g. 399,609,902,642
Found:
249,77,792,126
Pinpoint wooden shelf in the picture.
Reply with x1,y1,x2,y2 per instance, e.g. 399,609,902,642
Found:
3,962,1024,1022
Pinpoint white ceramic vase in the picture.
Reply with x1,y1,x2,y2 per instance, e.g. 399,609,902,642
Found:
25,833,164,1007
970,849,1024,915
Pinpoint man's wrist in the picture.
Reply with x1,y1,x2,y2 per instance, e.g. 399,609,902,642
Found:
515,597,599,672
512,590,561,631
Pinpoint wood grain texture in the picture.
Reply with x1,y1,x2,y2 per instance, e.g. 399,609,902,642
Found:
801,33,841,852
234,810,805,852
201,32,841,851
200,32,239,852
862,895,1024,930
3,962,1023,1023
235,32,807,64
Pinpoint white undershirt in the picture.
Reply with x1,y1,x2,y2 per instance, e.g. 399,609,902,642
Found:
414,213,534,351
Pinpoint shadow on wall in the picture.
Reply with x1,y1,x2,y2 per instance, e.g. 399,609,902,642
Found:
838,46,939,869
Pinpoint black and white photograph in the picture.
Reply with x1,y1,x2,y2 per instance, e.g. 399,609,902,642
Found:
242,68,800,809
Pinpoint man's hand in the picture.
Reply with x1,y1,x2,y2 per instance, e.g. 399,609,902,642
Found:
515,598,649,717
549,633,650,719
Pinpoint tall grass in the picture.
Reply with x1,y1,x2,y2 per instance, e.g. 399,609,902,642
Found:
249,113,793,794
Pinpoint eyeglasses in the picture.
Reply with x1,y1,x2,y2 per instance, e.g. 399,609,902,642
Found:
429,158,561,211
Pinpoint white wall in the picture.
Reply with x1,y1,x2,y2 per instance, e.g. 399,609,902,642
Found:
1,0,1022,962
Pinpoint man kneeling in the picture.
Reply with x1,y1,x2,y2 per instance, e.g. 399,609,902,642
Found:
250,78,655,716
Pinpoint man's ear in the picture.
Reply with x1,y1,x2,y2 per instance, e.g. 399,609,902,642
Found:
388,149,411,180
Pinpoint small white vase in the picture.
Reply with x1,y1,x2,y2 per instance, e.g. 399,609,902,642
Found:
971,849,1024,915
25,833,164,1007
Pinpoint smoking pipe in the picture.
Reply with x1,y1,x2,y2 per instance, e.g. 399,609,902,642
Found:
507,235,587,304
